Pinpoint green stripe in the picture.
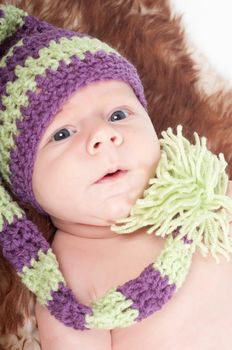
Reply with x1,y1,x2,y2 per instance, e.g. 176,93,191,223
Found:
0,184,24,230
154,236,196,289
86,288,138,329
0,36,117,183
0,5,26,44
86,237,196,328
0,38,24,68
18,248,65,305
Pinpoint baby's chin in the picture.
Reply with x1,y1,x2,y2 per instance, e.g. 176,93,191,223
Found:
48,181,144,227
103,198,136,226
106,182,148,224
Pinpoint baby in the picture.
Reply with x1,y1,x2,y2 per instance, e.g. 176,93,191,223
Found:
0,5,232,350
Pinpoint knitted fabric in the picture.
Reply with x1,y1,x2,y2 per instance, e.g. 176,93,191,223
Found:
0,4,146,215
1,123,232,330
1,5,232,331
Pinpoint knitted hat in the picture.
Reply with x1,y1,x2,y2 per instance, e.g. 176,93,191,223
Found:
0,4,147,215
1,5,232,333
0,4,148,330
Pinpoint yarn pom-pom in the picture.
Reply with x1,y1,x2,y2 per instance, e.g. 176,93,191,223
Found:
111,125,232,262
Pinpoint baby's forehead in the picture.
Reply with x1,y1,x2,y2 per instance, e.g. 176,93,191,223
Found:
38,80,143,145
63,80,138,104
53,80,140,117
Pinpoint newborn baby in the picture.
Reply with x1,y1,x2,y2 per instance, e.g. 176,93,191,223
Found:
0,5,232,350
34,79,232,350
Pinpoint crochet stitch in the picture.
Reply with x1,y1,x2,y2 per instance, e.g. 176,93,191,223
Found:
1,5,232,331
0,4,146,215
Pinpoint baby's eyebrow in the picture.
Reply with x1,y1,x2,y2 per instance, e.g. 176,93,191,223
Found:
45,119,61,134
46,99,137,131
47,107,74,127
42,116,66,141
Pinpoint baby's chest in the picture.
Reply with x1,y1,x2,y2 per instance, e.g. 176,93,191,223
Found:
52,234,232,349
111,295,232,350
111,255,232,350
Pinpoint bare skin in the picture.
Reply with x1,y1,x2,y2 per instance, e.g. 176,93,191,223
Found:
36,200,232,349
33,80,232,349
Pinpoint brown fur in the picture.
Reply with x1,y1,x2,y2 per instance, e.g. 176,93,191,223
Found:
0,0,231,348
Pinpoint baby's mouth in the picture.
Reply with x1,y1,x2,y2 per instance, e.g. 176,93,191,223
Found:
95,169,128,184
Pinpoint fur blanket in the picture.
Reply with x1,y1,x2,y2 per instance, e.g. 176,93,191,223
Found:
0,1,231,349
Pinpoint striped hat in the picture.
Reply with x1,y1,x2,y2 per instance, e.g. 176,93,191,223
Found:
1,5,232,333
0,4,156,331
0,4,147,215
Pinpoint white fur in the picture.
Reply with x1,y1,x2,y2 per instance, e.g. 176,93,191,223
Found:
169,0,232,95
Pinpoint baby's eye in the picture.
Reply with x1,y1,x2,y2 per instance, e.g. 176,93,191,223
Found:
52,128,76,142
109,110,129,122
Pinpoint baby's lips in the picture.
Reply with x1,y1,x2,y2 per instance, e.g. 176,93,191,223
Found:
94,166,127,184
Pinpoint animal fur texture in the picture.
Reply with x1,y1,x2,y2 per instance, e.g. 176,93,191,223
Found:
0,1,231,349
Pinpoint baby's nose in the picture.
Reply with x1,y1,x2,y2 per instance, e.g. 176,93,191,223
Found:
87,123,123,155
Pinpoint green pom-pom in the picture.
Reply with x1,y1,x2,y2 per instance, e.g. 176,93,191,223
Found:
111,125,232,262
0,4,27,45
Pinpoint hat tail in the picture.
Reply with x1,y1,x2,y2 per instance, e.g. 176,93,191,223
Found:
0,180,92,330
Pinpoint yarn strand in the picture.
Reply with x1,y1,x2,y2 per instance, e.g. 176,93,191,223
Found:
111,125,232,263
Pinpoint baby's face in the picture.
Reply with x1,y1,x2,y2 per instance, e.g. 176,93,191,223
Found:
32,80,160,226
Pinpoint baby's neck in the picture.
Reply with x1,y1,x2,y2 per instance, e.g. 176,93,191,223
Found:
52,218,144,240
50,219,164,256
52,225,164,259
54,225,149,244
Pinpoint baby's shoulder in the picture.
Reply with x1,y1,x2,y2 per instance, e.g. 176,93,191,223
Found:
172,253,232,348
111,254,232,350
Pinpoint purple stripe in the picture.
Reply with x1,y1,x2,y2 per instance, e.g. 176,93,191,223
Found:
0,9,4,18
48,282,92,330
0,214,49,272
117,263,176,321
0,15,53,60
172,228,193,244
0,21,81,110
9,51,146,213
